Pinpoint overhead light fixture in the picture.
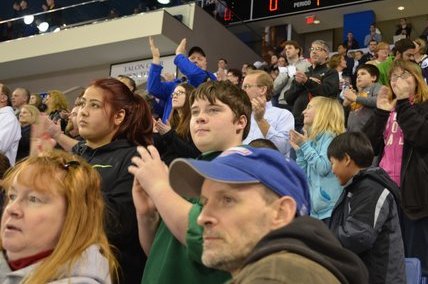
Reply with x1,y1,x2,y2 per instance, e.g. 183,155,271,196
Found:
23,15,34,25
38,22,49,32
398,6,405,10
157,0,170,4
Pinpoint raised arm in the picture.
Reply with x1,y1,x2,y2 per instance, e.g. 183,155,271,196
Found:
129,145,192,245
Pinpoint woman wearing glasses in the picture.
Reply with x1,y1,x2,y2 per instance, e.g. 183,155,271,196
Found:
0,151,117,283
154,83,200,165
364,60,428,276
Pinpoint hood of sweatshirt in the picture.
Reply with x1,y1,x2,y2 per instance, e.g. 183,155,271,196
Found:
242,216,369,284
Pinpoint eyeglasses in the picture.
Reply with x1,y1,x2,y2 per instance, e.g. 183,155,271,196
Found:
310,46,327,52
171,91,186,97
390,71,412,82
242,84,262,90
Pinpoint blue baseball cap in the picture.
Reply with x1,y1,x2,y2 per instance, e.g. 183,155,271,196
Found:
169,146,310,216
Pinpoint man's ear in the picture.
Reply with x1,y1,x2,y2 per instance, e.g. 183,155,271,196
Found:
271,196,297,230
235,114,247,134
113,109,126,126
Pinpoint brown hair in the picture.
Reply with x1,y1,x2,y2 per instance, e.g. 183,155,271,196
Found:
89,78,153,146
190,80,252,139
389,60,428,104
170,83,195,139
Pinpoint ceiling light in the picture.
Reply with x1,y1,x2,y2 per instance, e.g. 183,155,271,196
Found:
157,0,170,4
38,22,49,32
23,15,34,25
398,6,405,10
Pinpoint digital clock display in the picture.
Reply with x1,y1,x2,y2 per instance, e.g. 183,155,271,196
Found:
252,0,374,19
222,0,375,23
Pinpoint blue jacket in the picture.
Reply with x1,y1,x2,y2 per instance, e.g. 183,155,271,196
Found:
296,132,342,220
147,54,216,122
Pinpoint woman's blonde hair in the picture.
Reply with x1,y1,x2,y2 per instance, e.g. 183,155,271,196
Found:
20,104,40,125
307,97,345,140
389,60,428,104
47,90,68,114
1,150,118,283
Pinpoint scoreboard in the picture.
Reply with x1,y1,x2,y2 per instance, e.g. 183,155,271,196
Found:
221,0,377,23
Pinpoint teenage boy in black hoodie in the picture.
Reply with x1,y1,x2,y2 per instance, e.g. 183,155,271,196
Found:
328,132,405,284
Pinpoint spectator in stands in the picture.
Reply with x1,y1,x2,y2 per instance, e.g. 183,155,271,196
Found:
64,106,81,140
42,0,63,32
413,38,428,82
45,90,68,131
117,74,137,93
344,32,360,50
147,37,216,123
0,83,21,166
16,104,39,161
329,54,348,93
215,58,228,81
154,83,200,165
242,70,294,157
395,18,412,38
241,63,256,78
366,41,390,66
277,55,287,67
273,40,311,110
29,93,47,112
360,40,378,64
328,132,406,284
270,54,278,67
168,146,369,284
55,78,151,283
290,97,344,222
0,150,118,283
377,38,415,85
11,87,30,116
285,40,340,131
129,80,251,284
364,24,382,47
337,44,355,77
343,64,382,132
226,68,242,86
363,60,428,276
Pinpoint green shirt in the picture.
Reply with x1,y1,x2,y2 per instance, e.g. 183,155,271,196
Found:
377,56,395,86
141,151,230,284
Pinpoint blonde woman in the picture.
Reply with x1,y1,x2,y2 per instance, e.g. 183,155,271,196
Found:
366,41,390,66
290,97,345,222
0,150,117,283
45,90,68,131
16,105,40,161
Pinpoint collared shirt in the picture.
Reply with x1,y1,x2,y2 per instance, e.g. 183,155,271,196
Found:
0,106,21,165
243,101,294,157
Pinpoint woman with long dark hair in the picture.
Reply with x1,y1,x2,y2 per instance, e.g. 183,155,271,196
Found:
154,83,200,165
71,78,152,283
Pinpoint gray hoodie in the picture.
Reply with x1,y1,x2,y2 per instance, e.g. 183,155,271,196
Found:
0,245,111,284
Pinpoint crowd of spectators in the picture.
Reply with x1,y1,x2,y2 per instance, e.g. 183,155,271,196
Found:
1,9,428,284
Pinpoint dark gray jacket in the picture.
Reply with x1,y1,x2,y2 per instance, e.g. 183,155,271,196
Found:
329,167,406,284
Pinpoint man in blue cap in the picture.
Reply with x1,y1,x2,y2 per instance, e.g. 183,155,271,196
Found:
168,146,369,283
